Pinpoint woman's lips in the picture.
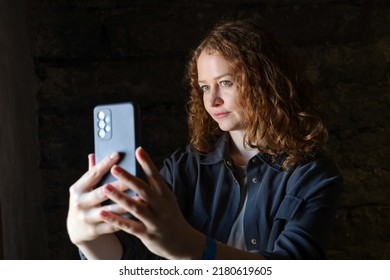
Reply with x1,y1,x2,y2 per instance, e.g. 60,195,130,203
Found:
213,111,229,119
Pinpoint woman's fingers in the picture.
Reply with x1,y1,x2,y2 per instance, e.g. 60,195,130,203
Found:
100,210,147,236
135,147,166,194
93,148,195,260
109,148,177,215
94,222,119,235
71,152,120,194
106,147,169,201
67,153,126,245
102,184,156,228
80,203,128,223
75,181,130,209
88,153,96,170
110,165,154,202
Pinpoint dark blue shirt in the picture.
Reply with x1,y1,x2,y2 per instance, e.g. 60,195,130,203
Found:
159,133,343,259
94,133,342,260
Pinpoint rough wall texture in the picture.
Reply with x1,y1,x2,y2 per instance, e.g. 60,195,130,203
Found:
28,0,390,259
0,0,47,259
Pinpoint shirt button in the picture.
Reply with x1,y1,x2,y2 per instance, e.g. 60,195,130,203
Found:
226,160,233,167
251,157,258,163
252,177,258,183
251,239,257,245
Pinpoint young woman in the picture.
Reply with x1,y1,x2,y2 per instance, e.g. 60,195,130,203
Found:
67,20,343,260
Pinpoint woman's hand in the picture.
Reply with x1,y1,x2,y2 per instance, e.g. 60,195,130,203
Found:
66,152,127,246
99,147,205,260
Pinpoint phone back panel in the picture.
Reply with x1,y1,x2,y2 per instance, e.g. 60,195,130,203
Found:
93,102,139,185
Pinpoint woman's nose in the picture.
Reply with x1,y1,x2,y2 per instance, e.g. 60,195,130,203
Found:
208,88,224,107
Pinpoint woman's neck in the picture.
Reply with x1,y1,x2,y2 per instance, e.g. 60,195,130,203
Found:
229,131,259,166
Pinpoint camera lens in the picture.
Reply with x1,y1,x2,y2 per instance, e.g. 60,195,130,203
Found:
98,120,106,129
98,111,105,120
98,129,106,138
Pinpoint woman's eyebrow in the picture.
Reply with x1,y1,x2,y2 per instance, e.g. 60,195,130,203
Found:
198,73,232,84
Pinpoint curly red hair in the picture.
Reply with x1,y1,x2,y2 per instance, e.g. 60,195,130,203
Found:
186,20,328,170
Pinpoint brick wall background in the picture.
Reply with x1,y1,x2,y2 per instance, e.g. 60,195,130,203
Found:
27,0,390,259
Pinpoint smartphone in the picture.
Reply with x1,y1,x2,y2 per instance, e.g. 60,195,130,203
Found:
93,102,140,199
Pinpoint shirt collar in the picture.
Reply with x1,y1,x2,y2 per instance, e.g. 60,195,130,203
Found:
197,133,283,172
198,133,229,165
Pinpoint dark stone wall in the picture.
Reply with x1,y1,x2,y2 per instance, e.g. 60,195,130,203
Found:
27,0,390,259
0,0,48,259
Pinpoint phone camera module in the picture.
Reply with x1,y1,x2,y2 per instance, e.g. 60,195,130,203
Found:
96,109,112,140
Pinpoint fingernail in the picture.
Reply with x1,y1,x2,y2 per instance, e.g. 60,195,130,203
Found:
101,210,109,218
112,165,123,175
110,152,119,160
104,184,114,192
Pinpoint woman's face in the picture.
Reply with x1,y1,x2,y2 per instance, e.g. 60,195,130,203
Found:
197,50,244,132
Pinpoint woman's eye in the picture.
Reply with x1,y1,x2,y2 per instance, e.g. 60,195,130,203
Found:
200,85,210,92
220,80,232,87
